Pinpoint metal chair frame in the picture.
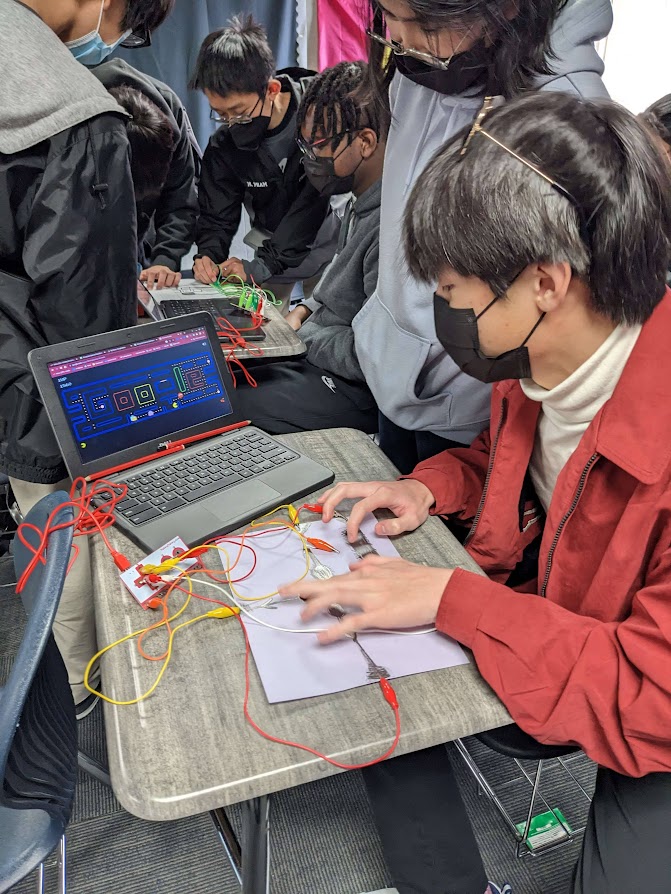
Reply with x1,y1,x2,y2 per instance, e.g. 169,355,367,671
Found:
455,732,593,858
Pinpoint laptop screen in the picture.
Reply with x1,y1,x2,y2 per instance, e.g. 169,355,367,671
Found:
46,324,234,464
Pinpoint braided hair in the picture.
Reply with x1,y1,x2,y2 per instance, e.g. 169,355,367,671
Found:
297,61,389,150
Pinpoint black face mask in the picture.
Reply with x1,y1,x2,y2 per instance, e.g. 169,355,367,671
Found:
230,101,273,152
302,148,363,198
396,38,494,95
433,292,545,383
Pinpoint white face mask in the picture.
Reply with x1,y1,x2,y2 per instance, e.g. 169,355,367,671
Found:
65,0,131,67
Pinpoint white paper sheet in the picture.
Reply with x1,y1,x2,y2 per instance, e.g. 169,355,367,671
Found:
220,516,469,703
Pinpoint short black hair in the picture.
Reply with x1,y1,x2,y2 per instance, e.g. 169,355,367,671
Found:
109,86,175,203
404,92,671,326
296,61,390,148
188,15,275,97
366,0,568,114
122,0,175,33
642,94,671,150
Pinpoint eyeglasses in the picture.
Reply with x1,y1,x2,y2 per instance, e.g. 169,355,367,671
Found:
120,27,151,49
210,96,263,127
296,131,353,161
461,97,592,247
366,26,471,71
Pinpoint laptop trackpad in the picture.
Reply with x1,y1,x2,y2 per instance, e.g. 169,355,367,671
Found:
203,480,281,525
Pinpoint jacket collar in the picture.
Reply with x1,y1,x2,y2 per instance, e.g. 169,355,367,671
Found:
595,291,671,483
501,290,671,484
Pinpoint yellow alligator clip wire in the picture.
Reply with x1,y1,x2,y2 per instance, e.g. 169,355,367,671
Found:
207,606,241,619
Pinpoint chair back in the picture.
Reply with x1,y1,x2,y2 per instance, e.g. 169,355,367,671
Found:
0,491,76,828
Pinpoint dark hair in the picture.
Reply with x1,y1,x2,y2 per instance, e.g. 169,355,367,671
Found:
122,0,174,32
109,86,175,203
296,61,390,147
642,94,671,150
404,93,671,325
366,0,568,111
188,15,275,97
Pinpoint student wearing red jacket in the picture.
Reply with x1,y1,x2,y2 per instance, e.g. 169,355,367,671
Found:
283,93,671,893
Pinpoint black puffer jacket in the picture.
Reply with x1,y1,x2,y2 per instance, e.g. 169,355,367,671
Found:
0,116,137,483
0,0,138,485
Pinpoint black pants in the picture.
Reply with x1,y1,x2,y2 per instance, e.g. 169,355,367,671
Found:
363,744,671,894
232,360,378,435
378,413,468,475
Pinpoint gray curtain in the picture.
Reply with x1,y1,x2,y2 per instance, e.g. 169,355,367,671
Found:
116,0,298,151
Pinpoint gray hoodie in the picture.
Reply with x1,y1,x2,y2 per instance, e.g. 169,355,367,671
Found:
352,0,613,443
0,0,125,152
300,180,381,383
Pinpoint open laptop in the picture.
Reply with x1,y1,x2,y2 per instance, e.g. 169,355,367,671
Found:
137,280,267,341
28,312,334,551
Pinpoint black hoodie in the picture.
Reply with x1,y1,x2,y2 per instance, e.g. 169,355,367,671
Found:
0,0,137,483
195,69,333,282
92,58,201,272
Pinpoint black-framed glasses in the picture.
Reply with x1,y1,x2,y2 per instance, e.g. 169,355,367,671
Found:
120,27,151,49
461,97,592,248
210,96,263,127
296,131,353,161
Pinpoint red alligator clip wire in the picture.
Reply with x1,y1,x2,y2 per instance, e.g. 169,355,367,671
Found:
302,503,323,514
379,678,399,710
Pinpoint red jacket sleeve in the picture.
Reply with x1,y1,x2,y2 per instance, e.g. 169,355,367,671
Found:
439,556,671,777
404,427,492,523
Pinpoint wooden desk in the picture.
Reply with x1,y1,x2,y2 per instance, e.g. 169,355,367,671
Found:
233,301,306,364
91,428,510,891
137,299,306,363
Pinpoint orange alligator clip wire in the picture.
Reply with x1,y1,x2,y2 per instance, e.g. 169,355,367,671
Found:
305,537,339,554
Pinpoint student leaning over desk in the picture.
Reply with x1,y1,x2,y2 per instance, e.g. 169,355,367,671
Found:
92,56,201,290
0,0,174,717
190,15,339,309
284,93,671,894
231,61,387,435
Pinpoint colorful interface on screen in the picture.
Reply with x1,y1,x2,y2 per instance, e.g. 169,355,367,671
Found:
48,326,233,463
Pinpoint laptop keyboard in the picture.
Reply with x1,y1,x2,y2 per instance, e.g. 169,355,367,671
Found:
164,299,224,316
115,430,298,527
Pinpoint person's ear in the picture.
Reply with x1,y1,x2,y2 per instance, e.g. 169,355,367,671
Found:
532,261,573,313
266,79,282,100
356,128,378,159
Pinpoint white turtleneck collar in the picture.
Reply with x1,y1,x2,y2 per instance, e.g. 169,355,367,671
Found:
520,323,642,512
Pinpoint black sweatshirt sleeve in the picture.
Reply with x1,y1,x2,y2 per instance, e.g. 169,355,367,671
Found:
150,103,199,271
195,143,245,262
255,176,331,278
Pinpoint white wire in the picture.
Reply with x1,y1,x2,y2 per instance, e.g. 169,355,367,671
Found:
0,581,17,588
196,577,436,637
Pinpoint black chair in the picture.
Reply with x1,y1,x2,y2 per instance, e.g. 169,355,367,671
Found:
0,491,77,893
455,723,592,856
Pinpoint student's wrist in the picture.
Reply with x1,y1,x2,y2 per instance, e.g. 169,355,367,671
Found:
296,304,312,323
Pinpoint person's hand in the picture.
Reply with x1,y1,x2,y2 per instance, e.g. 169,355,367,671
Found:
278,555,452,644
140,265,181,290
285,305,311,331
193,255,220,284
219,257,247,282
319,479,436,543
